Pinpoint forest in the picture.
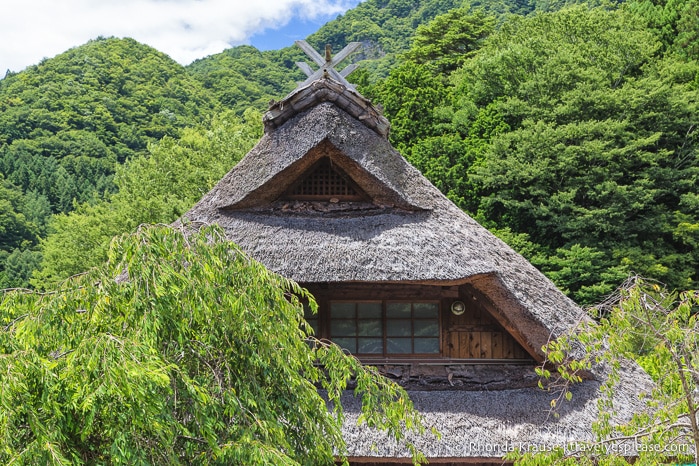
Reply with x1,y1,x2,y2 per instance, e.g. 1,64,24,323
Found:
1,0,699,463
0,0,697,306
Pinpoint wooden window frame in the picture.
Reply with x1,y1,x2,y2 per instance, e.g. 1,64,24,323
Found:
325,300,442,358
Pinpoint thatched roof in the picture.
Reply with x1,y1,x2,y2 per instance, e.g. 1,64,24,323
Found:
180,77,654,459
341,362,653,460
264,77,390,137
182,78,585,360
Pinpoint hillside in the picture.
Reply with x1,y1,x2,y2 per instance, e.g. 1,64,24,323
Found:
183,0,597,109
186,46,303,114
0,0,697,304
0,37,220,288
185,0,469,107
0,37,218,214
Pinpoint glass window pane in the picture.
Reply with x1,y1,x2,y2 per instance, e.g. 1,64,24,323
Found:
414,320,439,337
334,338,356,353
331,319,356,337
386,302,411,318
331,302,355,318
358,319,382,336
414,338,440,353
386,319,411,336
413,302,438,318
387,338,412,354
357,302,381,318
358,338,383,354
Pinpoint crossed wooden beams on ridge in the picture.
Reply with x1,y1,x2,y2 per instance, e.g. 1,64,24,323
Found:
295,40,361,89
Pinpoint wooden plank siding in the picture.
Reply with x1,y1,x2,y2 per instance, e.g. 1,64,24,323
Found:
303,282,532,362
442,289,529,360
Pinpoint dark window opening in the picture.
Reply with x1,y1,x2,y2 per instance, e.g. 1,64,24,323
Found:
284,158,366,201
303,303,320,337
328,301,440,356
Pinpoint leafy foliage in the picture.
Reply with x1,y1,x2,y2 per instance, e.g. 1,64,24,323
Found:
376,2,699,304
0,224,429,464
629,0,699,59
33,110,261,287
511,277,699,465
405,7,496,74
460,5,699,301
186,46,303,114
0,175,51,288
0,37,218,214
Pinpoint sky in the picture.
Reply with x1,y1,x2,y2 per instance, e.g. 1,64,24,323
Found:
0,0,364,74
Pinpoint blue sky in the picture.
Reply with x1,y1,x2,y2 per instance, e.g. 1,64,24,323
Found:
250,3,362,51
0,0,365,74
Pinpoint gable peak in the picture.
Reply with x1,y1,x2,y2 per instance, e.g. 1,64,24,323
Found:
263,41,390,138
264,78,390,138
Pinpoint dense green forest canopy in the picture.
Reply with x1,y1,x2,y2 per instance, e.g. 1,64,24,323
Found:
0,0,697,307
0,37,218,213
0,37,221,288
363,0,699,304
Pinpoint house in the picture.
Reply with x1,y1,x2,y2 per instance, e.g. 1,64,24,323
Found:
181,43,652,465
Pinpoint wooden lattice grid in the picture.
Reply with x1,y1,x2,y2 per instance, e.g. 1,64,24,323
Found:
285,158,365,201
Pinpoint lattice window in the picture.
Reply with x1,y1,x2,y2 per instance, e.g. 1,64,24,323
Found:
284,158,364,201
328,301,440,356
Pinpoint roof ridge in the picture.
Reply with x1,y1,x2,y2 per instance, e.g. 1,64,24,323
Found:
263,77,391,138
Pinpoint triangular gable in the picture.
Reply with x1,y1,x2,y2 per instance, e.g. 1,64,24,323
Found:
217,133,428,211
282,157,368,202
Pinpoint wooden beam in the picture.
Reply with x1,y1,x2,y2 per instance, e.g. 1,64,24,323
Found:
330,42,362,68
294,40,361,89
296,61,314,77
295,40,325,66
340,63,359,77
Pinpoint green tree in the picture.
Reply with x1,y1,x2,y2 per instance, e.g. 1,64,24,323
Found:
369,61,449,150
186,46,301,114
33,110,261,287
443,4,699,303
406,7,496,74
510,277,699,465
628,0,699,59
0,176,37,252
1,224,430,464
0,176,47,289
0,37,218,214
542,244,628,306
0,248,42,289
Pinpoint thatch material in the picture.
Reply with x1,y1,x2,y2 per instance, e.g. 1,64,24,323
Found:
182,79,584,359
341,362,653,459
264,78,390,137
180,77,655,460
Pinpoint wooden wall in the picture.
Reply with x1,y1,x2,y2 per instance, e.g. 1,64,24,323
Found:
304,282,532,362
443,289,530,360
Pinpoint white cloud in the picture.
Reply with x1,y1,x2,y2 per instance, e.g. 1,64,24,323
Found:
0,0,357,73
